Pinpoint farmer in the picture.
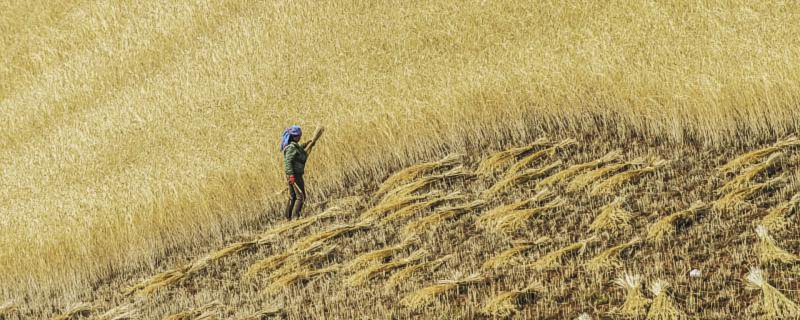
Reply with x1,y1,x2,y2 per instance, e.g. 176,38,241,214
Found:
281,125,307,219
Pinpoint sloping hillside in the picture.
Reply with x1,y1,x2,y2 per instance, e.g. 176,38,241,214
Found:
8,134,799,319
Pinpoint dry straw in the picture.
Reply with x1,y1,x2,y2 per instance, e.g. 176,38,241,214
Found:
344,239,416,271
376,153,463,196
646,280,686,320
380,165,474,203
476,188,554,228
718,135,799,173
361,190,441,220
384,255,452,289
746,267,800,319
591,158,668,195
505,138,577,176
475,137,551,176
585,237,640,272
163,301,220,320
755,225,799,264
402,200,486,238
235,307,284,320
612,273,649,317
89,303,138,320
718,152,783,194
52,303,95,320
480,283,544,317
488,197,565,233
646,202,708,243
589,198,632,233
527,237,594,271
345,249,427,286
482,237,550,270
264,264,340,294
0,301,16,318
482,161,562,198
760,194,800,231
714,175,786,210
539,150,622,187
381,191,466,224
400,272,487,309
567,159,638,192
291,221,371,252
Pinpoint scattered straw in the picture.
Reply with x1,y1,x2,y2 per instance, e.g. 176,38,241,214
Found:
381,192,465,225
746,267,800,319
591,159,667,195
646,202,708,243
476,138,551,176
361,190,440,220
400,272,487,309
476,188,553,228
482,237,550,270
567,161,632,192
760,194,800,231
236,307,284,320
585,237,640,272
403,200,486,238
163,301,220,320
480,283,544,317
376,153,463,196
539,150,622,187
385,255,452,289
52,303,95,320
505,138,577,176
245,252,294,279
345,239,416,271
755,225,799,264
488,197,565,233
714,175,786,210
381,166,474,202
589,198,633,233
718,135,799,173
90,303,138,320
526,237,594,271
346,250,427,286
482,161,562,198
264,264,340,294
612,273,649,317
718,152,783,194
646,280,686,320
292,222,371,252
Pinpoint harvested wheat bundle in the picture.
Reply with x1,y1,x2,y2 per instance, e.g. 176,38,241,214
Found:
89,303,138,320
761,194,800,231
381,191,466,224
488,197,565,233
476,137,552,176
477,189,553,228
746,267,800,319
482,161,562,198
400,272,487,309
719,135,799,173
646,202,709,243
540,150,623,187
264,264,340,294
567,162,631,192
292,221,370,253
361,190,440,220
190,239,259,274
122,263,191,296
589,198,633,233
646,280,686,320
591,159,668,195
403,200,487,237
163,301,221,320
258,245,335,285
345,238,416,271
0,301,16,318
527,237,594,271
385,255,452,289
714,175,786,210
755,225,799,264
346,249,427,286
258,206,342,241
480,283,544,317
377,153,464,196
244,252,294,279
52,303,95,320
718,152,783,194
505,138,577,176
381,166,474,202
612,273,649,317
585,237,641,272
236,307,284,320
482,237,550,270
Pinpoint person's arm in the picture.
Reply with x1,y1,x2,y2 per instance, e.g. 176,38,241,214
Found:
283,144,297,177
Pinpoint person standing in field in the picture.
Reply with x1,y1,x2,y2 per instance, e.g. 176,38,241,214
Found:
281,125,324,219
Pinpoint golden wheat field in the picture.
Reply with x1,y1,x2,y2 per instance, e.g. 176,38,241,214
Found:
2,0,800,318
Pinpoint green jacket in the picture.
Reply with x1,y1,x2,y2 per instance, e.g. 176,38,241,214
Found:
283,141,308,176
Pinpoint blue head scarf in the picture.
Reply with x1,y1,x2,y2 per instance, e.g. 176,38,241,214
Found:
280,125,302,151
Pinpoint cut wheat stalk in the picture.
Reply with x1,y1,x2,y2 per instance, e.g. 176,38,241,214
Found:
476,137,552,176
646,201,709,243
122,263,191,296
585,237,641,272
746,267,800,319
505,138,577,176
381,166,474,202
714,175,786,210
292,221,371,252
345,249,427,286
718,152,783,194
235,307,284,320
344,238,416,271
755,225,799,264
591,159,668,195
526,237,595,271
589,198,633,233
612,273,650,317
385,255,452,289
89,303,138,320
403,200,487,238
567,161,635,192
539,150,623,187
488,197,565,233
480,283,544,317
51,303,95,320
646,280,686,320
761,194,800,231
264,264,340,295
361,190,441,220
482,237,550,270
719,135,799,173
400,272,487,309
381,191,466,225
163,301,221,320
476,188,554,228
376,153,464,196
244,252,294,279
0,301,16,318
482,161,561,198
257,206,342,241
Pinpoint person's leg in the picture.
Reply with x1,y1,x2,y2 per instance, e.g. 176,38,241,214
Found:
292,175,306,218
285,180,297,220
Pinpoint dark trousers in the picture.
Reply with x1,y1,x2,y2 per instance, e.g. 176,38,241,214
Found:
285,175,306,219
